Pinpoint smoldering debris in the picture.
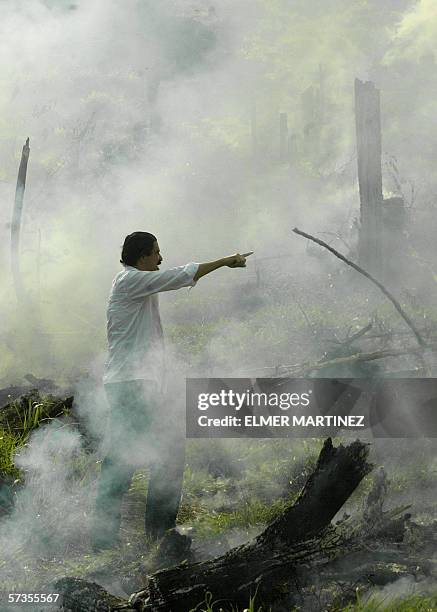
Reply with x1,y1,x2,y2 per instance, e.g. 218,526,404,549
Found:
54,438,437,611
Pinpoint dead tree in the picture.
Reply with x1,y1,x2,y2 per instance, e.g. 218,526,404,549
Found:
56,438,373,611
279,112,288,162
381,195,406,284
301,84,322,160
251,100,257,158
11,138,30,302
354,79,383,279
287,133,297,165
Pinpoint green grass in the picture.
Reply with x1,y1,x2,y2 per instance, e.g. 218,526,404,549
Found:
0,429,22,479
0,394,71,480
13,398,45,432
192,495,294,538
189,588,263,612
178,439,325,536
190,591,437,612
338,592,437,611
0,397,45,478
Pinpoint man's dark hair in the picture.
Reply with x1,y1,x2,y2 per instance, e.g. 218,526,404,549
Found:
120,232,157,266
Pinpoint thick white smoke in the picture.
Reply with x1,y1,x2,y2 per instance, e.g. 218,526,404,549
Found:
1,0,437,603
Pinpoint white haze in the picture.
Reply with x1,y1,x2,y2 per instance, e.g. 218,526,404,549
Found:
0,0,437,601
2,0,437,384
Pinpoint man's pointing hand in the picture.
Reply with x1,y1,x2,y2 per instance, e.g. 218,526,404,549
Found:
225,252,254,268
193,251,253,280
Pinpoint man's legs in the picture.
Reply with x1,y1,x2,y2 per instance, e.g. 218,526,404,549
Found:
92,380,187,546
92,454,135,549
91,380,150,550
144,433,185,540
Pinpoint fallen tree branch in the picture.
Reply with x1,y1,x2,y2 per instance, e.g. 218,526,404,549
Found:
343,321,373,345
292,227,426,348
282,344,437,377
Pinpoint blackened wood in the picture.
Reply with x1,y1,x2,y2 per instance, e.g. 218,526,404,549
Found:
56,438,372,611
54,577,132,612
257,439,370,548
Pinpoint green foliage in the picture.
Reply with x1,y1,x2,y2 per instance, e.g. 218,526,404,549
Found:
178,465,234,525
190,588,264,612
0,429,21,479
338,591,437,611
181,438,324,533
195,495,292,537
239,439,321,502
11,398,44,434
183,465,229,498
191,590,437,612
0,394,71,480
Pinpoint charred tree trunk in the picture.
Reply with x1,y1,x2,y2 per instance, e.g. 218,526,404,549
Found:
56,438,373,611
354,79,383,279
381,195,406,286
288,133,297,165
279,112,288,162
301,84,322,161
11,137,30,302
251,100,257,159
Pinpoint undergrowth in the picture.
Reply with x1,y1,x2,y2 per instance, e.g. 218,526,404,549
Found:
190,591,437,612
0,395,70,480
0,429,21,479
337,592,437,611
0,397,435,610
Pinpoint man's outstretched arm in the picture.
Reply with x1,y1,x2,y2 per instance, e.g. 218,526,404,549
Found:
193,252,253,281
123,253,253,299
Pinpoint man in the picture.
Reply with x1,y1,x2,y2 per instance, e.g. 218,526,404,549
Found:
91,231,251,550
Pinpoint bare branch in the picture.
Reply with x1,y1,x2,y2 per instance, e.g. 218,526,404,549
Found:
292,227,426,347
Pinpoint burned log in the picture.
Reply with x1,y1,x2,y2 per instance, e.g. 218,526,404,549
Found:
0,377,60,408
55,579,132,612
56,438,373,611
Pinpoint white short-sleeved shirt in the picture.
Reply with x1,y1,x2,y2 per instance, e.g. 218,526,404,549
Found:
103,263,199,386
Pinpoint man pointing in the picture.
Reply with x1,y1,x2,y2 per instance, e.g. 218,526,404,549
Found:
91,231,251,550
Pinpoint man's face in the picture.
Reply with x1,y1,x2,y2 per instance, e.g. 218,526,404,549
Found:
138,241,163,271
